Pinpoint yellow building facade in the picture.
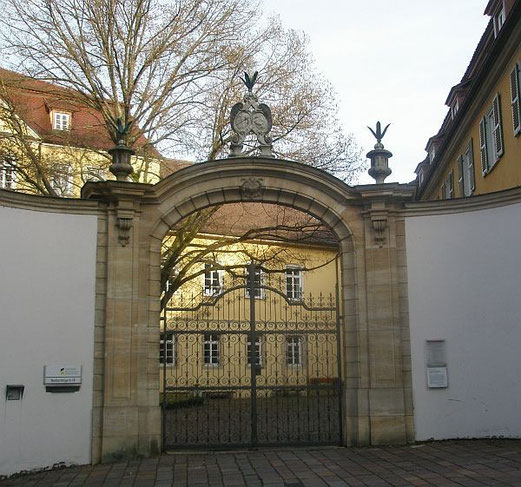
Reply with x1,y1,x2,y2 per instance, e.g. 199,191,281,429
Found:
417,0,521,200
160,235,340,393
0,68,162,196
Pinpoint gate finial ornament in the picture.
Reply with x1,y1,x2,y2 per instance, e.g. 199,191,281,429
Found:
229,71,273,158
366,121,392,184
108,117,135,181
240,71,258,94
368,121,390,145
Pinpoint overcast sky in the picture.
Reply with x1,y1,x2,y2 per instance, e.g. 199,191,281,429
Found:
261,0,490,184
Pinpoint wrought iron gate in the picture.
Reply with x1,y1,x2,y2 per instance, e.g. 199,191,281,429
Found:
160,264,342,449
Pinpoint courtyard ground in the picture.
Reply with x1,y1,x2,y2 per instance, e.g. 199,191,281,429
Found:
2,440,521,486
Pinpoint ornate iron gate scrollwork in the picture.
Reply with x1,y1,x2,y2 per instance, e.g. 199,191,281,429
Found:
161,264,342,449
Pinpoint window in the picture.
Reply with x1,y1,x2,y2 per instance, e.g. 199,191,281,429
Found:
0,156,16,189
204,333,219,366
160,334,175,365
457,139,476,197
441,171,454,199
83,165,105,182
161,257,179,298
286,335,303,366
286,267,303,300
479,94,504,175
245,264,264,299
451,99,459,120
493,3,506,37
247,337,262,366
511,61,521,136
52,111,71,131
50,163,73,195
203,264,223,296
429,146,436,164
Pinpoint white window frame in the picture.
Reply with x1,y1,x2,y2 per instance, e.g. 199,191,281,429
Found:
485,107,497,166
285,267,303,301
245,264,265,299
458,139,476,197
286,335,303,366
511,61,521,136
161,257,180,299
203,333,220,366
160,334,175,365
451,99,459,120
429,146,436,164
52,111,71,131
0,156,16,189
448,170,454,199
83,165,105,182
479,94,504,175
247,337,262,367
50,163,73,195
493,2,506,37
203,264,223,296
441,171,454,199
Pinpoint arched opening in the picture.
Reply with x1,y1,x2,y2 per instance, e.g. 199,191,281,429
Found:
158,201,343,448
148,158,360,450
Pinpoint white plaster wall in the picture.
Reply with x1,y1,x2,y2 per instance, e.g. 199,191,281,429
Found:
406,202,521,440
0,205,98,476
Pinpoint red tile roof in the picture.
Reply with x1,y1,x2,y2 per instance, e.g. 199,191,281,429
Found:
0,67,160,157
197,203,337,246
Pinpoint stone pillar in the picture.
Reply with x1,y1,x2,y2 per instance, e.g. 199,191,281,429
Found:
83,181,160,462
354,185,414,445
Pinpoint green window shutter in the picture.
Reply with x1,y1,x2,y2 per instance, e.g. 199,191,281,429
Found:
492,93,504,159
479,117,488,174
467,138,476,192
511,63,521,136
458,156,464,196
448,171,454,198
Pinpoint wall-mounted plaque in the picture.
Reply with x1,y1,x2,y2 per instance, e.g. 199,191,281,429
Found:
44,365,82,385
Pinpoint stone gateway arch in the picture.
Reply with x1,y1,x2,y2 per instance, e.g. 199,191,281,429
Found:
82,156,415,462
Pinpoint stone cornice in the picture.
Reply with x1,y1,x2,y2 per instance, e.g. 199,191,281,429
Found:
354,183,416,202
155,157,362,204
81,180,158,204
0,187,100,215
403,185,521,216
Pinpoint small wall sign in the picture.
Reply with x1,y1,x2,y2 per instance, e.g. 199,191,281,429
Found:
44,365,82,385
427,366,448,388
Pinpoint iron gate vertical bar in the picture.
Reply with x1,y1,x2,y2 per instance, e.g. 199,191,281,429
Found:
335,256,343,445
162,306,167,450
249,262,258,447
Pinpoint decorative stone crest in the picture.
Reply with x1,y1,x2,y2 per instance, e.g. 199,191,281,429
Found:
240,177,264,200
230,72,273,157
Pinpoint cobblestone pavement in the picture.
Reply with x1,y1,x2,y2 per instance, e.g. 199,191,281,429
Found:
3,440,521,487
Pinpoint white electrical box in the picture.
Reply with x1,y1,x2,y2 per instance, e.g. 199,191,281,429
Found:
427,366,448,388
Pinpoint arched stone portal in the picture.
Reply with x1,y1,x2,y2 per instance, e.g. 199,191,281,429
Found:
83,157,415,463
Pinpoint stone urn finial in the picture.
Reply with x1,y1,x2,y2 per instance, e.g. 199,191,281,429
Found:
109,118,135,181
229,71,273,158
367,121,392,184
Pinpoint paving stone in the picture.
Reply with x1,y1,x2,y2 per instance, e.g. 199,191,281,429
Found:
5,441,521,487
